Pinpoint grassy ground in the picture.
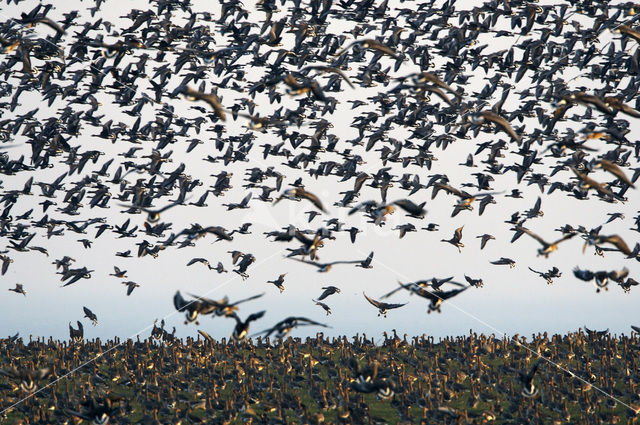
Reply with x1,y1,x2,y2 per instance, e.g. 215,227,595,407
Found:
1,332,639,424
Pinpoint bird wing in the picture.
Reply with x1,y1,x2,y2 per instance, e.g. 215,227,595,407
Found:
300,189,327,212
229,292,266,307
603,235,632,255
392,199,426,216
173,291,188,311
349,200,379,215
381,281,416,299
551,232,576,246
516,225,548,247
317,288,332,300
246,310,266,323
289,316,329,327
363,292,381,308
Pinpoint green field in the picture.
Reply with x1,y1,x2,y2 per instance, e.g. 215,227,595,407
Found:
1,331,638,424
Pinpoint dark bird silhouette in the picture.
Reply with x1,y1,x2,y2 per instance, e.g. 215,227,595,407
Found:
119,198,185,223
274,187,327,212
230,310,266,341
519,361,541,398
441,226,464,252
254,316,329,339
182,86,226,121
66,396,121,425
267,273,287,292
335,38,399,59
83,307,98,325
8,283,26,296
313,299,332,315
69,321,83,342
0,366,51,394
173,291,217,325
317,285,340,300
363,292,407,317
515,225,576,257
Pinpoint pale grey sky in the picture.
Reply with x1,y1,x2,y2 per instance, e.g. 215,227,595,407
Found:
0,0,638,343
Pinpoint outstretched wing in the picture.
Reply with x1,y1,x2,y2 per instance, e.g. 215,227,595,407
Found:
246,310,266,323
229,292,266,307
300,189,327,212
173,291,188,311
363,292,381,308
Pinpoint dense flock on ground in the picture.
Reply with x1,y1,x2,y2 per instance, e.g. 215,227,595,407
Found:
1,0,640,422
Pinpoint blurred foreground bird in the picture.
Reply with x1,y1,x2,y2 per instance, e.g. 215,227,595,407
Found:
274,187,327,212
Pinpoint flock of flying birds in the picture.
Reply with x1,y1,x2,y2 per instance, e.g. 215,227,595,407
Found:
1,0,640,346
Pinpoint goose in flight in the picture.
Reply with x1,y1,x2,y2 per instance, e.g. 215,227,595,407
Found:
274,187,327,212
118,198,185,223
268,273,287,293
313,300,332,315
290,254,370,272
317,285,340,300
182,85,226,121
230,310,266,341
363,292,407,317
173,291,217,325
334,38,399,59
8,283,26,296
519,361,541,398
441,226,464,252
83,307,98,326
514,225,576,257
253,316,330,339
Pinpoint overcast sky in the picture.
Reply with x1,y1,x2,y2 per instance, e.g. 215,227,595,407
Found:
0,0,638,344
